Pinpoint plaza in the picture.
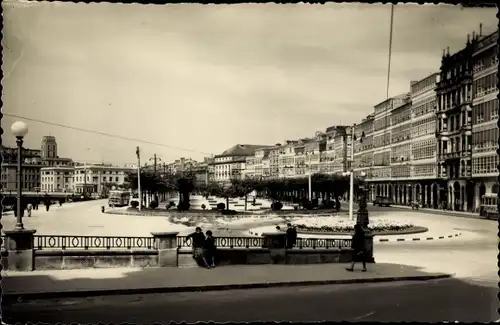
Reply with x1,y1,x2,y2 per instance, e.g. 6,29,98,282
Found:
1,199,496,286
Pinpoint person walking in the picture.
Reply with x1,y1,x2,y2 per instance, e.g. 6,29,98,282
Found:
186,227,210,268
286,223,297,249
204,230,216,268
43,194,51,212
346,224,367,272
27,203,33,217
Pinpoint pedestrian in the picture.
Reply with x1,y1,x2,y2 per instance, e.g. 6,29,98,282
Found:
346,224,367,272
286,223,297,249
27,203,33,217
186,227,210,268
101,205,105,213
44,195,51,212
204,230,216,268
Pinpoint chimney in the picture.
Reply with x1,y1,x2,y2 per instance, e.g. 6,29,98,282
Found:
446,47,450,56
442,48,446,57
467,34,470,43
479,23,483,36
472,31,475,40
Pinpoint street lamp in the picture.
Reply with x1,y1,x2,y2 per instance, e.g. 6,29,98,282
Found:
356,171,369,226
11,121,29,230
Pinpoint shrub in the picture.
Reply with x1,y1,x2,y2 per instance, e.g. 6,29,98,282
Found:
201,204,206,210
221,209,237,215
216,202,225,210
149,201,159,209
271,201,283,211
303,200,314,210
130,201,139,208
166,201,176,210
319,200,335,209
177,201,191,211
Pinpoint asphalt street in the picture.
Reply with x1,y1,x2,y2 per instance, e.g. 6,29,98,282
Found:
3,278,498,323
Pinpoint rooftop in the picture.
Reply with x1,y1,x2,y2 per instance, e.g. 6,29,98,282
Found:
216,144,273,158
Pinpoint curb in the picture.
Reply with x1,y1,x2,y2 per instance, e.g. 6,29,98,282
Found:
377,232,462,242
2,274,451,303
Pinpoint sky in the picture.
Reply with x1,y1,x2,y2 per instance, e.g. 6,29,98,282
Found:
1,2,497,165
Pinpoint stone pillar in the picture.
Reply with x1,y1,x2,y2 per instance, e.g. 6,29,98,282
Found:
424,185,428,207
429,185,434,208
450,188,454,211
261,232,287,264
3,229,37,271
151,232,179,267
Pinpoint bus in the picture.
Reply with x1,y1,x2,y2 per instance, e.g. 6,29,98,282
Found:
108,190,131,207
479,193,498,220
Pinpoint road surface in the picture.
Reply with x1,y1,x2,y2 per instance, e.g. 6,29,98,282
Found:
3,279,498,323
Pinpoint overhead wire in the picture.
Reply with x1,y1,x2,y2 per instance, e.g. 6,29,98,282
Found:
2,113,214,156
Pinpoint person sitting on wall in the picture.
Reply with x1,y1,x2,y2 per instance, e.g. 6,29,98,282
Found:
186,227,210,268
204,230,216,268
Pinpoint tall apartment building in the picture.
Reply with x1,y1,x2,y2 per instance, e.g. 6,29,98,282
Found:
353,115,374,179
200,26,497,214
471,28,499,210
409,73,440,207
435,35,475,211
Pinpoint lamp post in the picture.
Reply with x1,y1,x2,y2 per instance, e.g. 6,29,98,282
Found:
11,121,29,230
356,171,369,226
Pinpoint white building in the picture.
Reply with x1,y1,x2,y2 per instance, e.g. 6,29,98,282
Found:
212,144,272,183
72,164,135,195
40,166,74,193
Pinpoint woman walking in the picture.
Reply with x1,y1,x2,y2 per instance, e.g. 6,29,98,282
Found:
346,224,367,272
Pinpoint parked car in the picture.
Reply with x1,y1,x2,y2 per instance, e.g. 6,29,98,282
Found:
373,195,394,207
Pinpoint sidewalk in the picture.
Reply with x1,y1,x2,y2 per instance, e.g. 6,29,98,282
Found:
1,263,451,302
391,204,481,219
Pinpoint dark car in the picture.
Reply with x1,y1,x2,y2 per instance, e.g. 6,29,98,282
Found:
373,195,394,207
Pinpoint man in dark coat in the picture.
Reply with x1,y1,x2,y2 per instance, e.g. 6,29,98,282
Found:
286,223,297,249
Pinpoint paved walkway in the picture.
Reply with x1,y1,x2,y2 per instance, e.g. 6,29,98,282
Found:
2,263,450,300
391,204,481,218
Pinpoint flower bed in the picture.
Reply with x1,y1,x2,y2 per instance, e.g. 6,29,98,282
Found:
292,217,428,235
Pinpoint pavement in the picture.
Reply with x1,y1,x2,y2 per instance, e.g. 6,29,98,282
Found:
3,278,498,323
1,263,451,302
390,204,482,219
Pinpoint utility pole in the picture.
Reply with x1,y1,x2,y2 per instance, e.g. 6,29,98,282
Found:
82,148,90,198
149,154,162,176
136,146,142,211
349,125,355,221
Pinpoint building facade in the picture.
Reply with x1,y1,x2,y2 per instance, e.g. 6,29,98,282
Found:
471,28,499,211
195,26,497,214
1,146,43,192
212,144,271,183
409,73,440,208
72,164,134,195
40,166,74,193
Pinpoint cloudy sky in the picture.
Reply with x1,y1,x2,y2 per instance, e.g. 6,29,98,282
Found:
2,2,497,164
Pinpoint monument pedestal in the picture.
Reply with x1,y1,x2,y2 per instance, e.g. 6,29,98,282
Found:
3,229,37,271
261,232,287,264
151,232,179,267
